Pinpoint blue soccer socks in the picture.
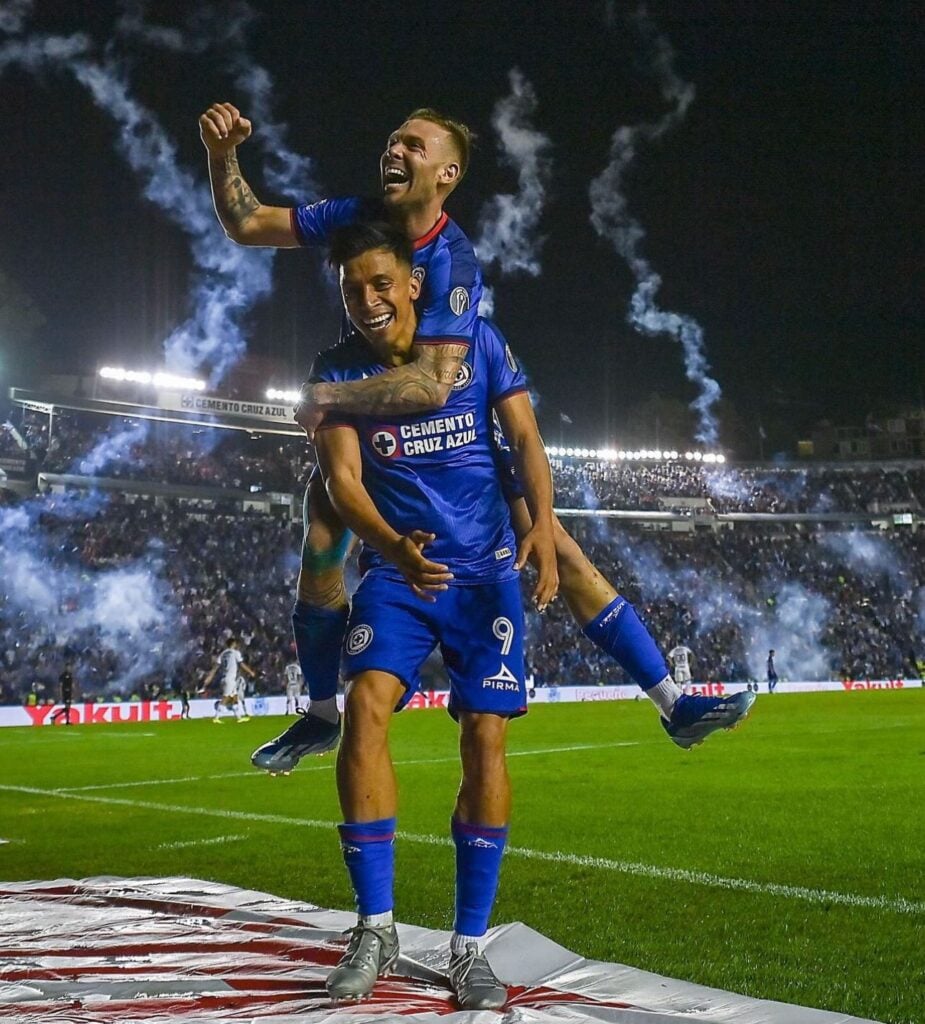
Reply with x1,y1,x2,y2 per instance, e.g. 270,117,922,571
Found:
338,817,396,918
452,818,508,940
292,601,348,703
582,596,670,691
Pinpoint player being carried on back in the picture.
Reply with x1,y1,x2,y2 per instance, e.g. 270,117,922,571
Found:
198,102,755,766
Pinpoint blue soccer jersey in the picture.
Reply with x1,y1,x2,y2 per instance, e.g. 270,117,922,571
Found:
292,197,482,345
314,318,526,584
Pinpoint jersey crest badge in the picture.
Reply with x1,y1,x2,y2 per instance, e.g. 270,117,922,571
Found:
451,362,473,391
346,625,374,655
449,287,470,316
370,428,399,459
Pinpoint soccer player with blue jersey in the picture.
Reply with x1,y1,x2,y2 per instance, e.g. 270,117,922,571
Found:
199,102,755,768
202,104,480,760
314,222,553,1007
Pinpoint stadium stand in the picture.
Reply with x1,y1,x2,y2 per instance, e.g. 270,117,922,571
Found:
1,405,923,703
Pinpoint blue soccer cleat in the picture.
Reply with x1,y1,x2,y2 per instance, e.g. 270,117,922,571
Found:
250,708,341,774
662,690,756,750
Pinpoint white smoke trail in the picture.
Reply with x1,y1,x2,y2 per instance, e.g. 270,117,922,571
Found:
0,496,184,692
0,22,275,681
0,32,275,382
704,466,810,509
115,0,206,53
475,68,552,277
745,582,832,682
72,57,275,380
819,530,914,594
74,421,149,476
117,0,321,202
589,8,721,444
607,528,834,680
227,54,320,202
0,0,33,34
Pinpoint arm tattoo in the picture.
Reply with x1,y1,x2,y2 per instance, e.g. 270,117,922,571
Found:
209,152,260,230
315,342,468,415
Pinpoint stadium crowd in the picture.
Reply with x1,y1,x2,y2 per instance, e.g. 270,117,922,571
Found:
0,496,300,706
551,460,925,514
10,411,306,492
1,489,922,705
3,410,924,514
529,521,924,686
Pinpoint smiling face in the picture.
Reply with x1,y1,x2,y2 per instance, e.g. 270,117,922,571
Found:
380,117,461,211
339,247,421,362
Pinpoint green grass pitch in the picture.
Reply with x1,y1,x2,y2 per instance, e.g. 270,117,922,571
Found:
1,690,922,1024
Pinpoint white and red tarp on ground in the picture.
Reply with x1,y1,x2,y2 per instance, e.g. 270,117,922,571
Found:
0,679,920,728
0,877,881,1023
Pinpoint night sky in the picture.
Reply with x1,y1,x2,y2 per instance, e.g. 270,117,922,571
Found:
0,0,920,456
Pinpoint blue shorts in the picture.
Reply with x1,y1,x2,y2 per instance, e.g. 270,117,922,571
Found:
343,573,526,719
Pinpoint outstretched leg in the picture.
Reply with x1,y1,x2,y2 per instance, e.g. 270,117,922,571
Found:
510,503,756,746
510,501,678,712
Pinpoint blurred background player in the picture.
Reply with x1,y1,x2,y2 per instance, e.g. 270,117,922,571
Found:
50,663,76,725
284,659,304,715
202,638,254,723
767,649,779,693
236,671,250,718
668,643,694,695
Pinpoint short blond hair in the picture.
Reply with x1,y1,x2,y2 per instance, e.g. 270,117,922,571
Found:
404,108,474,181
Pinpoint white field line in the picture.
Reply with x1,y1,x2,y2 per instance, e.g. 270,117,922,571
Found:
61,771,257,792
92,731,158,738
0,781,919,916
157,834,247,851
8,731,158,740
55,742,641,793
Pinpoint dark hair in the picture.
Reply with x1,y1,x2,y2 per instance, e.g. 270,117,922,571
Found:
328,221,414,271
404,107,474,180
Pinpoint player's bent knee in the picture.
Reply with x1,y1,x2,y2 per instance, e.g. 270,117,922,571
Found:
296,567,347,609
301,529,351,575
344,672,404,732
300,475,353,573
459,711,509,757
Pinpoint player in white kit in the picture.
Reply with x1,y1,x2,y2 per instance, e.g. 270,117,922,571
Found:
668,644,694,694
284,660,304,715
203,638,255,722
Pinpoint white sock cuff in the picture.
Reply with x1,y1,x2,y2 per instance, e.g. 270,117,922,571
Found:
647,675,682,719
450,931,486,955
360,910,394,928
